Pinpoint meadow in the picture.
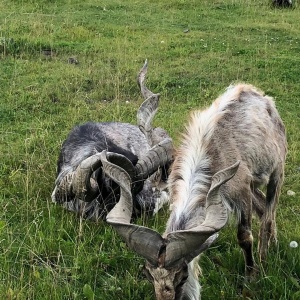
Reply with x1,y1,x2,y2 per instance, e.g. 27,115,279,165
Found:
0,0,299,299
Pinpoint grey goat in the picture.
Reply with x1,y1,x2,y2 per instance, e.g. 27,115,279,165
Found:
51,61,174,220
104,83,287,299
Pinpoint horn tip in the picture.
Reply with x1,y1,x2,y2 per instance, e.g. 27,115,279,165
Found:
141,59,148,73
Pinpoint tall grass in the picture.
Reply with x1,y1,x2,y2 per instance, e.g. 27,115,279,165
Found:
0,0,299,299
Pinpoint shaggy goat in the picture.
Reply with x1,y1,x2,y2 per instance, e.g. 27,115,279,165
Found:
104,83,287,299
51,61,174,220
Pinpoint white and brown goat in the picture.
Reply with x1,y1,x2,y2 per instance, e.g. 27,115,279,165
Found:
51,61,173,220
103,83,287,299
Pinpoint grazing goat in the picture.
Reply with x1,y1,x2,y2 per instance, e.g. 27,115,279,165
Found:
51,61,174,220
104,83,287,299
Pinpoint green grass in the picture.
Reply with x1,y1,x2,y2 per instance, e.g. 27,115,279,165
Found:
0,0,300,299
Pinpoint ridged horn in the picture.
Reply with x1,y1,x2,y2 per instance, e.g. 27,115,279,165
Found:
53,150,138,204
106,152,136,180
71,153,106,202
137,60,160,147
164,161,240,267
53,153,104,203
135,138,174,181
103,150,165,266
137,59,156,100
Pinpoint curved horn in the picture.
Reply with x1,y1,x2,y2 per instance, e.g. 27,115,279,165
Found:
71,153,104,202
106,152,136,180
52,153,104,203
135,138,174,181
53,150,138,204
137,60,161,147
164,161,240,267
137,94,160,145
103,150,165,266
137,59,156,100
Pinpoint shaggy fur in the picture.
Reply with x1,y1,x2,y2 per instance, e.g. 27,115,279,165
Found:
148,83,287,299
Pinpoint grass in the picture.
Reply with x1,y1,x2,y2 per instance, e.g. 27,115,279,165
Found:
0,0,299,299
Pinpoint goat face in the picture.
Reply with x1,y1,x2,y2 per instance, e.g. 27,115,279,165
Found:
143,262,188,300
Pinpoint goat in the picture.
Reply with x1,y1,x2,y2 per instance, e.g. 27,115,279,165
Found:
51,60,174,220
104,83,287,299
273,0,293,7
